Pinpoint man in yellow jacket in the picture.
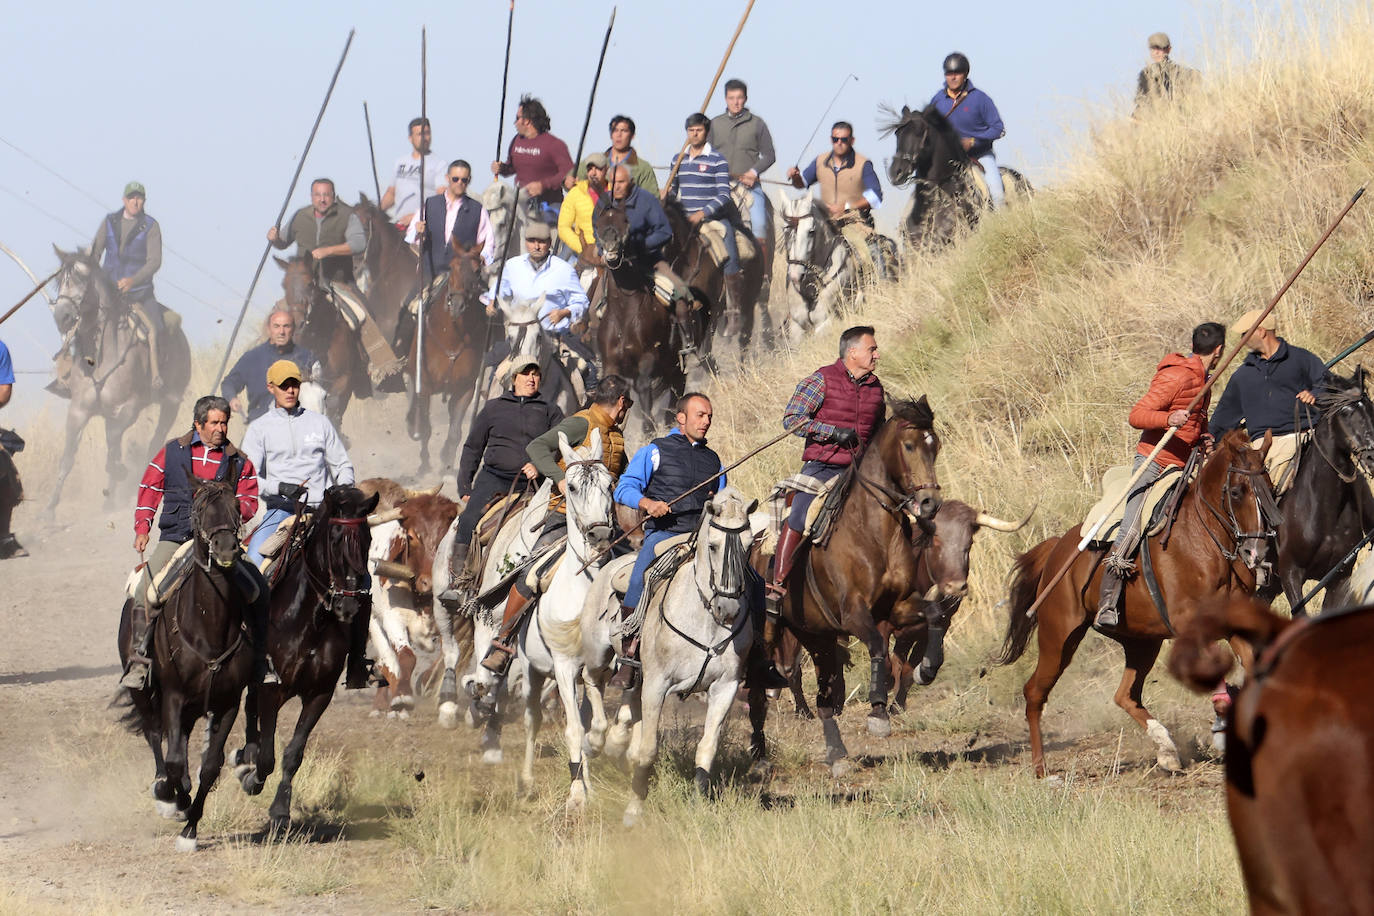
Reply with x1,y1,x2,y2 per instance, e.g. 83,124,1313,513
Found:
558,152,609,261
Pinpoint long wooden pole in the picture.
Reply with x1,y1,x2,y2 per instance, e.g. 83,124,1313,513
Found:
660,0,756,200
0,267,61,328
416,28,429,396
214,29,355,386
363,101,382,203
573,7,617,170
495,1,515,163
1022,185,1366,623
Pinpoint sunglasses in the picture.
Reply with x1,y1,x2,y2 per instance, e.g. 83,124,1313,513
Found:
831,136,852,143
449,175,470,183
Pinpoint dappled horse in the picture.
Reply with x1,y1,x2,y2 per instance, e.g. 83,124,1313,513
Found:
277,254,367,432
406,239,487,474
593,200,713,437
46,247,191,514
881,104,1033,248
1261,368,1374,612
232,485,377,834
1169,593,1374,914
118,478,251,851
747,397,943,772
999,429,1277,777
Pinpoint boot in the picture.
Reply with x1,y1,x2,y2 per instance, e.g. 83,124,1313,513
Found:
766,525,805,617
723,271,747,339
609,603,640,690
480,588,530,676
130,301,165,393
1094,557,1133,630
344,607,376,689
436,541,471,605
45,349,73,399
121,598,154,690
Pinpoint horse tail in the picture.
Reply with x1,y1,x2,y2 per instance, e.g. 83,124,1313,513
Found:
114,685,159,737
997,537,1060,666
1167,592,1293,694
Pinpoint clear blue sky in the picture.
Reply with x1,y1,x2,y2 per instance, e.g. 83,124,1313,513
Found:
0,0,1231,420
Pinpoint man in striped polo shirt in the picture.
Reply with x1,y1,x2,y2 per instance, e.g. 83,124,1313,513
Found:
667,112,748,329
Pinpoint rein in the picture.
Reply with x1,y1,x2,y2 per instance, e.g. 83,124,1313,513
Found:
1192,461,1276,563
303,514,371,615
659,516,753,696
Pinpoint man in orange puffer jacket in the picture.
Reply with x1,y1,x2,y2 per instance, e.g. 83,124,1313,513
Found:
1096,322,1226,629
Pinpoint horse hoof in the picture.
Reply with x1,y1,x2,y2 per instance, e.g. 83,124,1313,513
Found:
390,695,415,712
155,800,184,820
368,709,382,719
1156,751,1183,774
829,758,852,779
438,703,459,729
866,714,892,738
239,771,264,796
1210,731,1226,755
747,758,774,780
395,708,411,721
175,835,198,853
268,817,291,837
481,748,504,765
1043,774,1065,787
565,795,586,815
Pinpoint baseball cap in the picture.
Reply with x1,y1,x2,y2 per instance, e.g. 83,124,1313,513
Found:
525,221,553,242
1148,32,1171,50
584,152,610,171
266,359,303,387
1230,309,1277,336
505,357,542,384
123,181,146,198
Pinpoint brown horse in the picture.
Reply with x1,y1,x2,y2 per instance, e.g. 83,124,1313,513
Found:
353,193,415,345
673,202,766,353
748,397,942,772
277,255,367,432
406,241,487,473
592,200,713,436
1170,594,1374,915
999,429,1278,777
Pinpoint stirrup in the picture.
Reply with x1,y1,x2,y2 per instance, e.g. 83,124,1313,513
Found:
120,661,150,690
480,641,515,675
261,657,281,686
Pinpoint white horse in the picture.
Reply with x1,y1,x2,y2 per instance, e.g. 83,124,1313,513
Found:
482,181,544,278
776,194,856,344
514,431,615,810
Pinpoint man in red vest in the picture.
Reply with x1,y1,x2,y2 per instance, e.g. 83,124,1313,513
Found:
767,325,885,613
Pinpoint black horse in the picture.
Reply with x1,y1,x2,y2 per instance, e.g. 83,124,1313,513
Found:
1262,368,1374,613
232,485,377,834
881,104,1033,248
119,477,253,851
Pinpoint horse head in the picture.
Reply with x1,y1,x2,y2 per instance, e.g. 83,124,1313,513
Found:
312,485,379,622
500,292,547,364
50,245,92,334
778,194,822,295
881,104,966,187
1316,368,1374,480
592,201,630,266
557,430,615,553
696,488,759,626
867,395,942,522
1200,429,1278,572
276,255,318,320
189,476,241,570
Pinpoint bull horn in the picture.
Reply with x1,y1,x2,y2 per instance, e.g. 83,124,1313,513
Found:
367,507,404,526
403,483,443,499
975,504,1036,533
373,560,415,581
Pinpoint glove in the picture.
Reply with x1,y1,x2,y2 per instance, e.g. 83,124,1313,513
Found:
833,427,860,448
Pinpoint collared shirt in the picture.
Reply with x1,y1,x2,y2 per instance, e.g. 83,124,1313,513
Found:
800,150,884,210
486,253,590,332
134,432,259,534
669,142,732,218
405,193,497,264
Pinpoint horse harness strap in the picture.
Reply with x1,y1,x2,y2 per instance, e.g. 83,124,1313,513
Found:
163,582,247,713
1135,539,1175,636
803,559,846,631
660,596,750,698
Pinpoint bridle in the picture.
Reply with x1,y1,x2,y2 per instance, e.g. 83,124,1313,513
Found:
1194,460,1278,565
1303,397,1374,484
563,458,614,576
856,423,942,526
303,513,371,617
189,486,241,572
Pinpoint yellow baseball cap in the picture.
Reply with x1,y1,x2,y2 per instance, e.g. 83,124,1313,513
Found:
266,359,303,387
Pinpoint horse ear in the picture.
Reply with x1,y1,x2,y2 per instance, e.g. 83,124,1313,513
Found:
359,192,371,205
746,498,760,515
274,256,289,271
588,427,604,459
1259,429,1273,459
363,492,380,514
53,243,68,261
557,431,575,464
706,498,719,517
901,104,910,117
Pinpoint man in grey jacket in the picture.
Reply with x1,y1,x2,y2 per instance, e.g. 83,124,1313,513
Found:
240,359,355,568
709,79,776,262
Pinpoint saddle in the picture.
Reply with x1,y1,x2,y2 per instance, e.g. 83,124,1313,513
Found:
404,275,448,316
698,220,757,265
765,467,854,549
605,536,698,642
327,281,403,382
460,492,532,583
1082,464,1184,550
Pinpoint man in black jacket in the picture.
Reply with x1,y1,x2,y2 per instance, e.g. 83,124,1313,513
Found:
437,359,563,604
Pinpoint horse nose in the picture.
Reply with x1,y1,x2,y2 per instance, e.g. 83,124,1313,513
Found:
943,579,968,597
918,492,941,520
787,263,805,286
416,574,432,594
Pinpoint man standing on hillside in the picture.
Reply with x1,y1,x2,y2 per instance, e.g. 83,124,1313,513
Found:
930,53,1006,209
1134,32,1199,115
1095,322,1225,630
382,117,447,230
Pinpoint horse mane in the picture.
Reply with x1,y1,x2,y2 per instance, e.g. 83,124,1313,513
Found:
876,103,917,139
889,395,935,429
1316,370,1364,411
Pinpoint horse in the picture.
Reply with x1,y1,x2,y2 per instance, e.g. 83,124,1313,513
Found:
482,181,542,276
352,193,416,340
118,477,252,851
405,239,488,474
46,247,191,515
514,431,615,811
730,182,778,349
231,485,377,834
468,292,585,428
592,200,714,437
1260,369,1374,612
998,429,1278,778
881,103,1033,249
672,198,766,354
277,254,367,432
1169,592,1374,914
586,488,759,827
746,397,943,773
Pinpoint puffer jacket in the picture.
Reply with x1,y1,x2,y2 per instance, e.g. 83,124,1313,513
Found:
1129,353,1209,467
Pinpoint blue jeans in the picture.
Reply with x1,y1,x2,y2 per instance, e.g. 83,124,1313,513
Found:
710,216,741,276
246,507,292,568
624,527,677,609
976,152,1004,208
743,185,767,235
788,460,846,532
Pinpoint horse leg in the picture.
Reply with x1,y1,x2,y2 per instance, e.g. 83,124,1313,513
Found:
582,667,610,757
519,666,546,798
267,691,333,834
808,639,850,774
176,706,239,852
438,385,474,469
245,688,283,796
624,673,664,827
44,403,92,516
1024,615,1091,778
232,682,262,788
554,657,590,813
160,694,193,816
434,597,465,729
142,715,179,819
693,675,738,798
412,393,433,475
1114,637,1179,773
890,625,924,714
391,645,417,714
847,618,894,737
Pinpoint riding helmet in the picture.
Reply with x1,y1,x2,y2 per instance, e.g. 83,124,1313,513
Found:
943,52,970,75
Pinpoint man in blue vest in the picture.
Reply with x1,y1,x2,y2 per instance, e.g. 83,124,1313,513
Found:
930,53,1007,209
124,395,272,690
90,181,168,389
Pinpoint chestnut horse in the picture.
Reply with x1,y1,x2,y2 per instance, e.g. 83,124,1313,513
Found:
999,429,1278,777
1170,592,1374,915
277,255,367,432
406,240,487,473
748,397,942,772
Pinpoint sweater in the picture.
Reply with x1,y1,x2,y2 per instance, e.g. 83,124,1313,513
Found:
240,405,354,508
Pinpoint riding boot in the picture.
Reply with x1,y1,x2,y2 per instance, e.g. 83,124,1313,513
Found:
1094,556,1134,630
121,596,154,690
245,586,280,686
723,271,746,339
480,588,530,676
766,525,805,617
436,542,471,606
744,595,789,690
344,608,377,689
609,603,641,690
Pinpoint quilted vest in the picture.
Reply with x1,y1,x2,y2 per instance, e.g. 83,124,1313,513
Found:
813,152,870,210
101,210,157,299
422,194,483,280
548,404,627,514
802,360,886,466
158,431,242,544
643,433,723,534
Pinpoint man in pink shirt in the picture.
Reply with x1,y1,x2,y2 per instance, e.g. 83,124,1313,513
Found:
491,95,574,227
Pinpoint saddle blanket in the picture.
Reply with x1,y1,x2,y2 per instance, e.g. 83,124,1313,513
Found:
699,219,757,265
766,473,845,545
1082,464,1183,547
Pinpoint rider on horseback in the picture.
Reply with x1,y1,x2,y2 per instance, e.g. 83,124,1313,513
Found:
491,95,575,229
124,395,273,690
479,376,631,675
382,117,447,231
1095,322,1225,630
574,114,659,194
220,309,322,424
596,163,690,305
710,79,776,260
786,122,884,224
89,182,168,391
560,153,609,265
931,53,1007,209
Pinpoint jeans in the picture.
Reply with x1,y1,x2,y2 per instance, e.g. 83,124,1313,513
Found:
624,527,677,609
788,460,846,532
710,216,741,276
1108,454,1165,562
246,507,293,568
456,469,524,546
742,185,767,235
976,152,1004,208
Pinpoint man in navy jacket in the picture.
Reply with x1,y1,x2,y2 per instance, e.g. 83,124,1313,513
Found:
930,52,1006,208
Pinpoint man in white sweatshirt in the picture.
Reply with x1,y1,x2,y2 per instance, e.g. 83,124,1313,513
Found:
241,359,355,568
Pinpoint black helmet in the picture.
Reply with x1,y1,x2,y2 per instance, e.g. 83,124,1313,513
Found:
943,52,970,75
